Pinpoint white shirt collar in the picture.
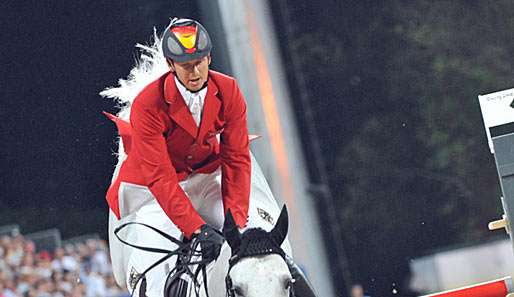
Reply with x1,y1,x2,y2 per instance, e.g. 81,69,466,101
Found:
175,77,208,126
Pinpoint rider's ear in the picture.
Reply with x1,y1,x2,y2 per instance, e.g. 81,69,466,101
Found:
167,58,175,72
223,209,241,250
270,206,289,245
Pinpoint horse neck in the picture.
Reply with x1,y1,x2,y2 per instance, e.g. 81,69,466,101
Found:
195,242,231,297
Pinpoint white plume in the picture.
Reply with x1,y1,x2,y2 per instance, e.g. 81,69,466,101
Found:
100,28,168,121
100,29,168,178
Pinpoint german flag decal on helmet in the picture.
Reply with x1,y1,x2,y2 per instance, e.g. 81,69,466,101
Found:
171,25,197,51
162,18,212,63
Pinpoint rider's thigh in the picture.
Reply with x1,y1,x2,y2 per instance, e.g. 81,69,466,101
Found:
197,168,225,229
178,168,225,229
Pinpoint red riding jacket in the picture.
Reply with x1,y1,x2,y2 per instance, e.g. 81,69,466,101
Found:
105,70,251,238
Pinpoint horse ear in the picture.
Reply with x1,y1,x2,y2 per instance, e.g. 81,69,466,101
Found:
270,205,289,245
223,209,241,250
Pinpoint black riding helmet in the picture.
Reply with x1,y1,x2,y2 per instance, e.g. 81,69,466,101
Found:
162,18,212,63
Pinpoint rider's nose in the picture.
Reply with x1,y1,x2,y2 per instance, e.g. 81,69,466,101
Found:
193,65,200,75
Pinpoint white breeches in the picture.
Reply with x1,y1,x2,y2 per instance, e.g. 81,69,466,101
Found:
108,153,292,297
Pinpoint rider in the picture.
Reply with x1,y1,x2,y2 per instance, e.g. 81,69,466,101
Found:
106,18,292,297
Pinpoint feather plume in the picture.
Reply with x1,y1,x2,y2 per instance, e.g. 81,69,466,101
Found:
100,29,168,177
100,28,168,121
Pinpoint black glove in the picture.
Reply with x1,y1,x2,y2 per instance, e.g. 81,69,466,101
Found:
194,224,224,262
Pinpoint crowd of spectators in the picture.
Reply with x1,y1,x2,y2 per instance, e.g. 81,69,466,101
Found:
0,233,128,297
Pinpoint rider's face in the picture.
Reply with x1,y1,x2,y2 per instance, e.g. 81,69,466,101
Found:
168,55,211,92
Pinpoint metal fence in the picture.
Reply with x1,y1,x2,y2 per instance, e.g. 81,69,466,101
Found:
25,228,62,252
0,224,20,237
63,233,100,246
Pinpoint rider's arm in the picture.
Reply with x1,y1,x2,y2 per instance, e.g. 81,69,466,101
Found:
131,98,205,239
220,79,251,229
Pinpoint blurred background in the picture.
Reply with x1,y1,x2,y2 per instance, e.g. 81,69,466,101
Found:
2,0,514,296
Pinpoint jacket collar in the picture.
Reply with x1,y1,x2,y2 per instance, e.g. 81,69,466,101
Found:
164,71,220,139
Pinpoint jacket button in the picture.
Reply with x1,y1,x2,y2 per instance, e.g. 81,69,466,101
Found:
186,155,193,160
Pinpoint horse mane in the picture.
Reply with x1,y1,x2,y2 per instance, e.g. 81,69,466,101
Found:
99,28,168,122
99,29,168,168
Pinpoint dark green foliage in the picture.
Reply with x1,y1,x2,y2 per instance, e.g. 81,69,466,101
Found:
273,0,514,296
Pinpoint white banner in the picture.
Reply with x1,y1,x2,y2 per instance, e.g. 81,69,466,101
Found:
478,88,514,153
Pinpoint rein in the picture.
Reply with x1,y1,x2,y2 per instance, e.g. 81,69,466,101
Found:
114,222,213,297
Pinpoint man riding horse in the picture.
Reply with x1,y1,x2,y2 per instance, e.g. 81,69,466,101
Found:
105,18,313,297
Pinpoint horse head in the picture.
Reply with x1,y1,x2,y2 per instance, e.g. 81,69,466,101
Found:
223,206,294,297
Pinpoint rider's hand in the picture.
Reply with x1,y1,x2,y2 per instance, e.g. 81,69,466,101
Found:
193,224,224,262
